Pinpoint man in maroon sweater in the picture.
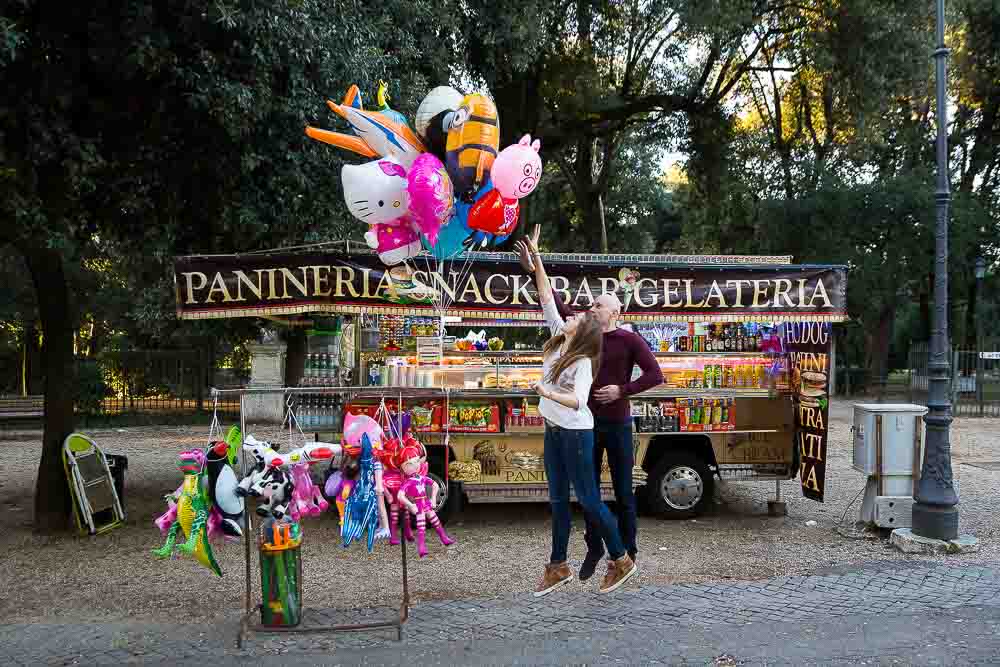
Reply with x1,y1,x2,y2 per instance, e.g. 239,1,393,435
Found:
517,228,664,581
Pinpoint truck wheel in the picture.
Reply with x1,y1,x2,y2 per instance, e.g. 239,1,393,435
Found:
647,451,714,519
426,472,461,525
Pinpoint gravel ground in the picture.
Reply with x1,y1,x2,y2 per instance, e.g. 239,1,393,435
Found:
1,398,997,625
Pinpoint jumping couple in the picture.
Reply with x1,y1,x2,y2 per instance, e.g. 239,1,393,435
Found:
516,227,664,596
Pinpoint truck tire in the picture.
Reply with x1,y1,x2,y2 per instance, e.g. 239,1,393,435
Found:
426,472,461,525
646,451,714,519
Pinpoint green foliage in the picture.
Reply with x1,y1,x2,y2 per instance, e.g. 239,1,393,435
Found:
74,359,109,415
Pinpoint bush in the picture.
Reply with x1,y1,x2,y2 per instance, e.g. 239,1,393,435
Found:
75,359,109,415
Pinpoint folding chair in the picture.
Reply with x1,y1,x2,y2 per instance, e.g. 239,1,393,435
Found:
62,433,126,535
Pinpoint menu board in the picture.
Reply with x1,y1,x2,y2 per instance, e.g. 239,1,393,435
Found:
785,322,833,502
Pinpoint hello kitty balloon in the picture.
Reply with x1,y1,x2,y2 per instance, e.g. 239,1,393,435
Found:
491,134,542,200
342,157,412,225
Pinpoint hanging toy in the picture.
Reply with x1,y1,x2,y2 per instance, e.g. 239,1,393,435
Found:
342,412,385,454
398,442,453,558
468,135,543,237
237,434,282,499
375,80,409,127
305,84,425,168
283,443,339,522
325,457,360,526
445,93,500,201
247,462,293,520
341,434,391,551
152,449,224,576
205,439,245,538
379,436,423,546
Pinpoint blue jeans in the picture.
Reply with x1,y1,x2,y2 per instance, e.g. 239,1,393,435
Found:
544,424,626,563
584,418,638,559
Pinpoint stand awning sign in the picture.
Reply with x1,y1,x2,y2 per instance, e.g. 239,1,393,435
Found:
173,250,848,323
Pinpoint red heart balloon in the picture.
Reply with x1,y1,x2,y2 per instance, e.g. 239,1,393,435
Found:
467,189,519,235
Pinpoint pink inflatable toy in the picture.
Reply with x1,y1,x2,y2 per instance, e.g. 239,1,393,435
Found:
365,222,422,266
343,412,385,454
406,153,454,247
490,134,542,200
397,443,454,557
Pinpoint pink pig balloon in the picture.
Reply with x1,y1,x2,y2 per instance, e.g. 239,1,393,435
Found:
490,134,542,200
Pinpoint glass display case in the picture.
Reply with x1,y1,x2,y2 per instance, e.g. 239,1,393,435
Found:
652,352,791,393
360,348,545,390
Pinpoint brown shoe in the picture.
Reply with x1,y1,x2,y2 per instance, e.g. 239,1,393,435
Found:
599,554,637,594
533,561,574,597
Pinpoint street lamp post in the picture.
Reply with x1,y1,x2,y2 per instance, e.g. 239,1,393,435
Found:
975,256,986,417
912,0,960,541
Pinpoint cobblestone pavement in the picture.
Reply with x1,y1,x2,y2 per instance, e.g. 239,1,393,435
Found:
3,559,1000,665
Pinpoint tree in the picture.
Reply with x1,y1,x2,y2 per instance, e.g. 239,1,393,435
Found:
0,0,459,530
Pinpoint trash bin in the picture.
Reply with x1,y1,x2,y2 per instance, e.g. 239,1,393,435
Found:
259,519,303,627
106,454,128,506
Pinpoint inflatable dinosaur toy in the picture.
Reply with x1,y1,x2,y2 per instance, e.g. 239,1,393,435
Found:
153,448,223,576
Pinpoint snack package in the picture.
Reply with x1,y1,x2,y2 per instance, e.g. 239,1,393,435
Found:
411,403,442,433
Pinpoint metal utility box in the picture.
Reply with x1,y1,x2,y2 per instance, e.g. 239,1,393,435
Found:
853,404,927,529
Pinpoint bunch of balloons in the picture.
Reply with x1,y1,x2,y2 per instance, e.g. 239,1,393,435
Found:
305,81,544,265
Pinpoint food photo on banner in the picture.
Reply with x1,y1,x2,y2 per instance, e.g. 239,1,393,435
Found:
785,322,833,501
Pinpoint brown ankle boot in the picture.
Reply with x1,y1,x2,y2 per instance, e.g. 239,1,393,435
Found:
533,561,574,597
599,554,637,594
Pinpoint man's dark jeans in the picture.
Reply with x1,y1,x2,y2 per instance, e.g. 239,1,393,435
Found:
584,417,638,559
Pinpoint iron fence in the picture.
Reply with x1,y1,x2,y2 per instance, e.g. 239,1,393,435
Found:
907,341,1000,417
77,350,244,420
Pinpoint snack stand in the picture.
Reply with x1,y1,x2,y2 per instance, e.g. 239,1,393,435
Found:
174,246,847,519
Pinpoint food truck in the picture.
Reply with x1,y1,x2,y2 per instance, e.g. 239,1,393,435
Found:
174,246,846,521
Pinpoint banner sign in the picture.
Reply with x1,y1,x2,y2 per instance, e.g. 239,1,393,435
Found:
786,322,833,502
174,250,848,323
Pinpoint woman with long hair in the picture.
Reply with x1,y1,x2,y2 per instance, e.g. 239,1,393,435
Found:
517,236,638,597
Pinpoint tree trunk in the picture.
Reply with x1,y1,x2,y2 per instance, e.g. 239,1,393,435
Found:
865,304,896,397
284,327,307,389
23,246,75,532
597,194,608,254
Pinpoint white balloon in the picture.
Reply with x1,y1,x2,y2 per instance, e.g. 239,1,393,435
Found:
341,157,411,225
415,86,464,139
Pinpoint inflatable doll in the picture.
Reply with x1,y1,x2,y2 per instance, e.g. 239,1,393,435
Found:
205,440,244,537
397,443,454,557
379,436,415,545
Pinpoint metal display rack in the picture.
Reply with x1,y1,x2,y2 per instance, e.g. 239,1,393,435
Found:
210,386,413,649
